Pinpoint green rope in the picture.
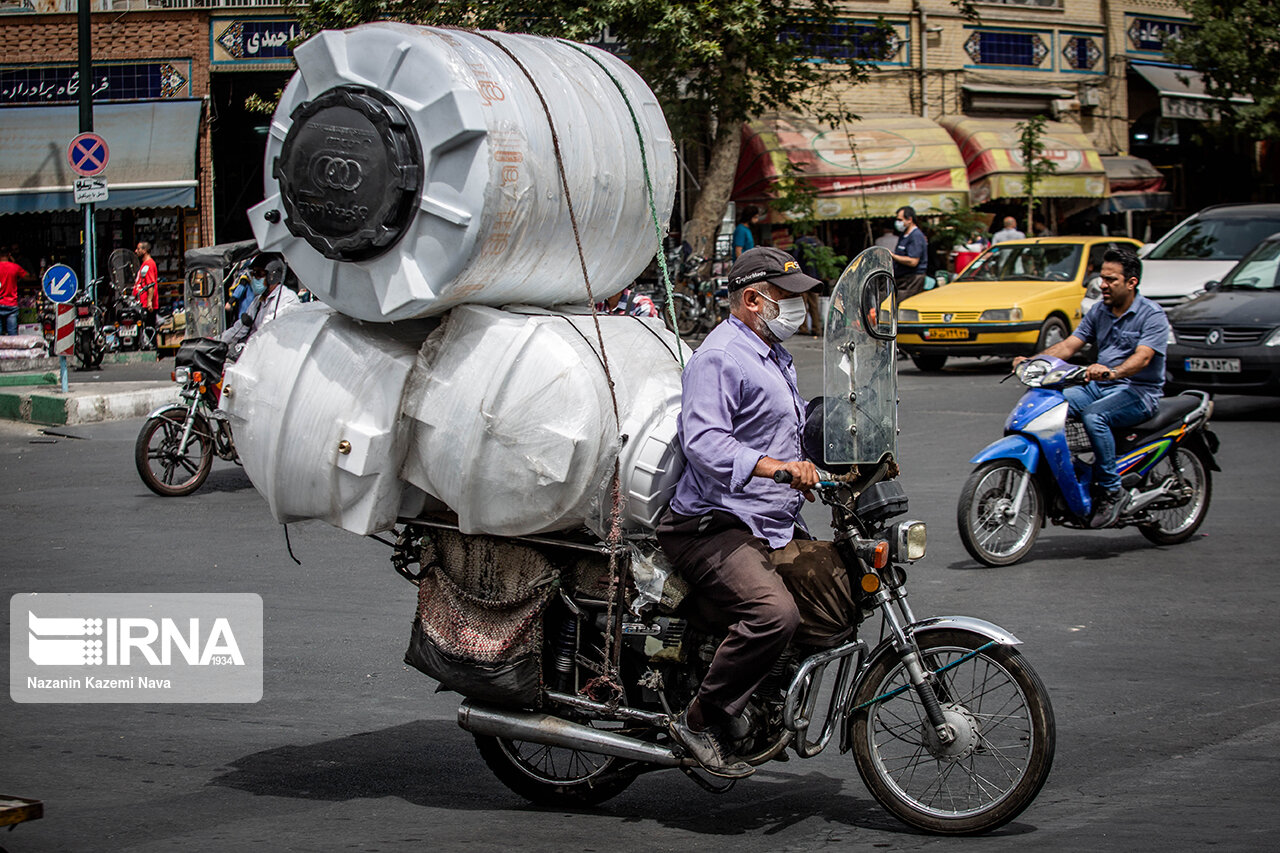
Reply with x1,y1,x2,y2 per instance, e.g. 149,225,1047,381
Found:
560,39,685,368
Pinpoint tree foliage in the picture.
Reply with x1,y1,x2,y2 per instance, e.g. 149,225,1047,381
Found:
1015,114,1057,235
1165,0,1280,138
294,0,889,256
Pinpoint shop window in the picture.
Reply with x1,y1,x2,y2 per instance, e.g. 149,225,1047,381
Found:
1063,37,1103,72
964,31,1050,68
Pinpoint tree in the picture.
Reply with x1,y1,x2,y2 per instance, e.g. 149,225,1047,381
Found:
1015,114,1057,235
1164,0,1280,138
294,1,888,259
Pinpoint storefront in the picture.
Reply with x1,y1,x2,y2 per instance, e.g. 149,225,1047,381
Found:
0,57,205,325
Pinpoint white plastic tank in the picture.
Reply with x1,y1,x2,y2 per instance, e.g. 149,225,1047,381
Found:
248,23,676,322
400,305,689,537
221,304,431,535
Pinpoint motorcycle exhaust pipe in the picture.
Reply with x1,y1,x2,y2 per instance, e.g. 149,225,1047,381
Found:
457,700,690,768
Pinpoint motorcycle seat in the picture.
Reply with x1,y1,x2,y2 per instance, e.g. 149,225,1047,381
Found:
1114,394,1201,452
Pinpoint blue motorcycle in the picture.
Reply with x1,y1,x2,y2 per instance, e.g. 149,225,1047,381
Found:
958,356,1219,566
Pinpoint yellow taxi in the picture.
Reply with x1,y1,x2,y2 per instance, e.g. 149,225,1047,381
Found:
897,236,1142,371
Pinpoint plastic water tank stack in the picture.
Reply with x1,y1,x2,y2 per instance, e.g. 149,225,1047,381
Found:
227,24,687,539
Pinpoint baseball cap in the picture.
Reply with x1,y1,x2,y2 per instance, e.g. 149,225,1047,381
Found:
727,246,821,293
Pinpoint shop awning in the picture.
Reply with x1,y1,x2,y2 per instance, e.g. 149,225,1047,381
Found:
0,99,202,215
733,113,970,220
938,116,1108,204
1130,62,1252,122
1097,154,1169,213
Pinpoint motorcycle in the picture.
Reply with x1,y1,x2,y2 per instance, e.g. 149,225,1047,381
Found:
958,355,1219,567
388,248,1055,835
670,251,730,337
71,281,107,370
134,337,238,496
112,295,147,351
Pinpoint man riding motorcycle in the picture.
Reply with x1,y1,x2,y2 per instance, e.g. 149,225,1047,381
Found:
220,254,300,355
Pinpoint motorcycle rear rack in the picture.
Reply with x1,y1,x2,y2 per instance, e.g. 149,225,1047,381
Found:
782,638,868,758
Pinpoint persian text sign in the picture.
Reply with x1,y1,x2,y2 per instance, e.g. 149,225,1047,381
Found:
212,18,304,64
10,593,263,703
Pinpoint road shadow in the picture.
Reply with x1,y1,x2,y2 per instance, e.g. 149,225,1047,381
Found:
201,466,254,492
944,529,1208,570
1204,394,1280,422
208,719,1039,838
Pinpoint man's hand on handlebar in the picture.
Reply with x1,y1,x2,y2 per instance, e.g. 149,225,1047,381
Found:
755,457,821,501
1084,363,1115,382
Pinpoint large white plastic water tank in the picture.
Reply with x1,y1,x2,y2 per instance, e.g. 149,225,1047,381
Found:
248,23,676,322
221,304,431,535
400,306,689,538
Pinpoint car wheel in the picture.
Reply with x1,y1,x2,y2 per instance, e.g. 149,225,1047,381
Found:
1035,317,1070,351
910,353,947,372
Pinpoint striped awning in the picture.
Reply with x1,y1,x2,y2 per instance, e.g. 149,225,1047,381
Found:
938,116,1108,204
733,113,971,220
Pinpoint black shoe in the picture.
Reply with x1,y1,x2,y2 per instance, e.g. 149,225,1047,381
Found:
1090,490,1127,529
669,710,755,779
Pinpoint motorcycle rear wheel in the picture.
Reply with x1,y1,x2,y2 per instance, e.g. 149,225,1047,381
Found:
473,730,637,807
1138,445,1211,545
850,629,1055,835
672,291,701,337
957,460,1044,567
134,407,214,497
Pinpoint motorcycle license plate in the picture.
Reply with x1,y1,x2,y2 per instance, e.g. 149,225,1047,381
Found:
75,318,94,328
120,326,137,338
926,327,970,340
1185,357,1240,373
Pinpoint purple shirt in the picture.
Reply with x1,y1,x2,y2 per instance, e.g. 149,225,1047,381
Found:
669,316,807,548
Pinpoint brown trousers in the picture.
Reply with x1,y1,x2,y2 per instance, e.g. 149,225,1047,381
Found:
656,509,856,719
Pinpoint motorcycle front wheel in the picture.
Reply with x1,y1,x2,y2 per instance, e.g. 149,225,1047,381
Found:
671,291,701,337
134,407,214,496
850,629,1055,835
473,729,638,807
957,460,1044,567
1138,444,1212,545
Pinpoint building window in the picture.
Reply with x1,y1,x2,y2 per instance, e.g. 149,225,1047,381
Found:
977,0,1062,8
1063,37,1103,72
784,22,905,63
964,31,1050,68
1127,17,1189,54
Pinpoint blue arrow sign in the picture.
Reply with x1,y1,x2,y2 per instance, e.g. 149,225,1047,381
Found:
42,264,78,304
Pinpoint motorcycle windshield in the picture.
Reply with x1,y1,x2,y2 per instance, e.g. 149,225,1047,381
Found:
822,247,898,465
184,266,227,340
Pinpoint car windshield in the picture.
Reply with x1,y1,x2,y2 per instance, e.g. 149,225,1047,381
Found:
1147,216,1280,261
1220,239,1280,290
956,244,1083,283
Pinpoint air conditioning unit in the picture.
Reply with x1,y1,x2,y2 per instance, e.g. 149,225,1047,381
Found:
1051,98,1081,118
1078,87,1102,108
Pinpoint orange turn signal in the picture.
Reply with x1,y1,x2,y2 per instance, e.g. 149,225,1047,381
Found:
872,540,889,569
860,573,881,594
191,371,204,383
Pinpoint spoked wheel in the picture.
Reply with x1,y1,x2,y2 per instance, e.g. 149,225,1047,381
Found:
1138,445,1212,545
850,630,1055,835
134,407,214,496
672,292,701,337
474,728,638,807
957,460,1044,566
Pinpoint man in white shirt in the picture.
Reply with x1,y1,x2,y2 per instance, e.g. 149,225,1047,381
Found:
221,254,300,353
991,216,1026,244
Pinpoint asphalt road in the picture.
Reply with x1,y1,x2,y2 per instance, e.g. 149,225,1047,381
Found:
3,342,1279,852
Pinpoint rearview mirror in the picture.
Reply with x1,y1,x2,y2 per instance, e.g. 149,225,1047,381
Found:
1203,279,1220,292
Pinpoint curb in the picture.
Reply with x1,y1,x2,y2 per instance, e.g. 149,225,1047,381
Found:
0,383,178,426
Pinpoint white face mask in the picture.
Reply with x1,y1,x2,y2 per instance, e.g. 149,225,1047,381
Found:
755,290,807,341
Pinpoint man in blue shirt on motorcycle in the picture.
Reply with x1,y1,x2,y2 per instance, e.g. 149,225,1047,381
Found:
1013,247,1169,528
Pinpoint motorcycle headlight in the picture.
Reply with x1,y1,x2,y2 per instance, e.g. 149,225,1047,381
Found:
173,366,191,384
1042,367,1072,385
898,308,919,323
890,520,927,562
980,307,1023,322
1017,358,1049,385
1264,328,1280,347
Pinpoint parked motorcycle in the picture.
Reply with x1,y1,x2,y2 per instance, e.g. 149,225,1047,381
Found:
71,282,106,370
113,295,147,351
958,355,1219,567
389,248,1055,835
134,338,238,496
670,252,729,337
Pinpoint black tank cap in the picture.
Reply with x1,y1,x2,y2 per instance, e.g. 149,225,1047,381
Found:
273,85,422,262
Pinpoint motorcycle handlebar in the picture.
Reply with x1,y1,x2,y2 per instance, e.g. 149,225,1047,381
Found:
772,469,839,488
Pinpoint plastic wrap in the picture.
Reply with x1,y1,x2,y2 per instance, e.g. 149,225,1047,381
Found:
401,305,689,537
248,23,676,322
221,304,431,535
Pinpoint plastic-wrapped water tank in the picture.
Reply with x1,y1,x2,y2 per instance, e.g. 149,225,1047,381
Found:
248,23,676,322
220,304,431,535
400,306,689,537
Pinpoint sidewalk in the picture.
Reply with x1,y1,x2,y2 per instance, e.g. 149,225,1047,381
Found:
0,355,177,426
